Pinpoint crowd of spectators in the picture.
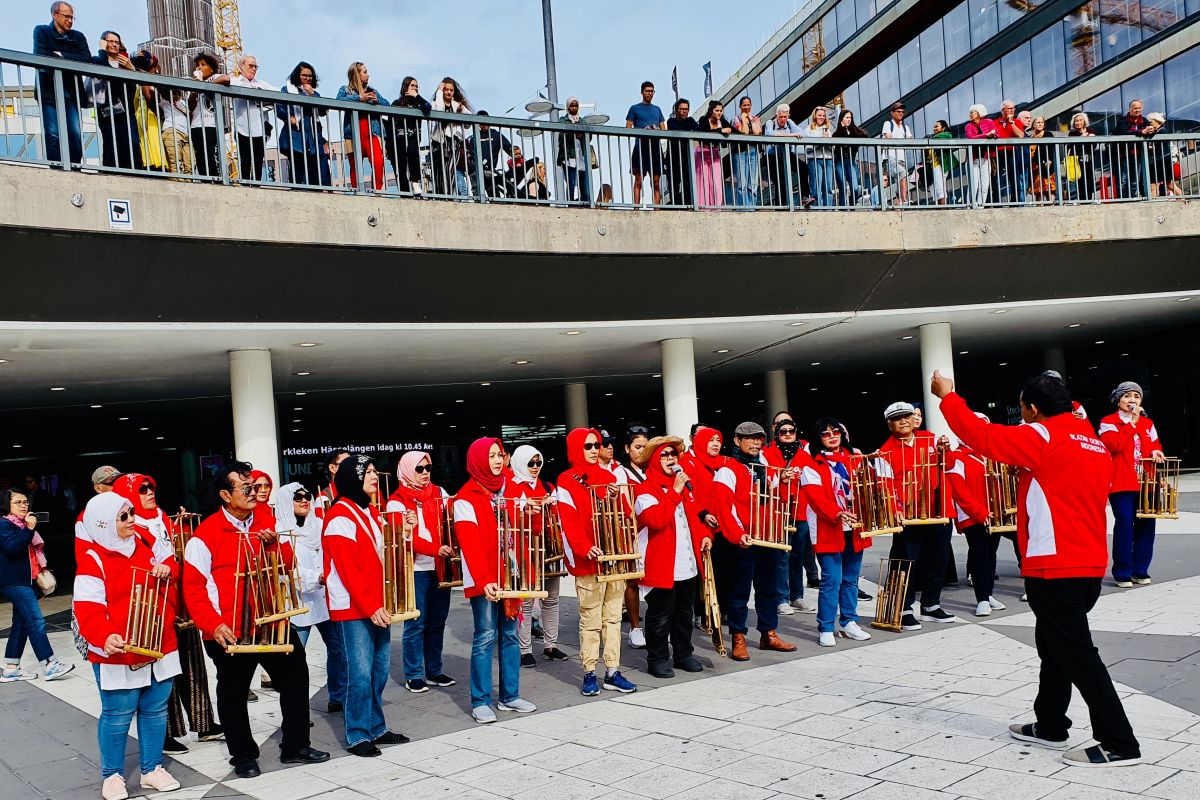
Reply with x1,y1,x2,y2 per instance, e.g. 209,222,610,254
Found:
29,2,1188,208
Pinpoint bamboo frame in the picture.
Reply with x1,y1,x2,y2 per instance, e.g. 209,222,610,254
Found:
168,511,201,629
589,484,644,583
985,459,1020,533
849,452,904,538
871,558,913,632
747,463,795,551
382,509,421,623
900,441,950,525
1137,456,1181,519
495,497,549,599
226,533,309,654
123,566,170,660
541,500,569,579
434,498,464,589
700,549,726,656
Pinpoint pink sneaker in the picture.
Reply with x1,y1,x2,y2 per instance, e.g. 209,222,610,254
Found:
101,774,128,800
139,766,180,792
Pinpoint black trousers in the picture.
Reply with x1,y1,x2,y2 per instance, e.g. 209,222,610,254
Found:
645,576,698,667
237,134,266,182
98,110,143,171
962,525,999,602
890,522,952,611
1024,577,1140,756
191,126,221,178
203,630,311,763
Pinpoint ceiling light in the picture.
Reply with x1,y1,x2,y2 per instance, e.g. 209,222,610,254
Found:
119,417,129,421
297,342,320,348
139,427,149,431
295,371,311,376
875,371,884,376
455,399,465,403
1178,297,1193,302
293,428,300,432
420,422,428,426
1121,353,1129,357
90,404,103,409
540,415,547,419
998,362,1008,366
50,386,66,391
1089,365,1098,369
294,407,303,411
12,444,21,448
1094,340,1105,345
715,409,722,413
898,335,914,341
449,424,457,429
1066,323,1082,329
713,349,731,354
156,436,164,441
810,387,818,391
788,322,806,327
293,419,301,423
652,373,661,378
436,412,444,416
758,399,765,403
743,382,751,386
0,359,7,364
959,351,969,355
295,392,306,396
991,309,1009,315
810,361,821,366
650,408,658,412
512,360,531,365
605,392,613,397
562,330,583,336
862,391,869,395
480,382,491,386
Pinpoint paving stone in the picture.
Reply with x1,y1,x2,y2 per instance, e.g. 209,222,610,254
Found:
844,782,962,800
867,754,982,790
610,764,709,799
659,775,777,800
1054,763,1181,794
766,766,877,800
944,766,1067,800
562,752,656,784
710,753,809,787
900,732,1006,763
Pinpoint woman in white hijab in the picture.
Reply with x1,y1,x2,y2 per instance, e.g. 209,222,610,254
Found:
274,482,346,713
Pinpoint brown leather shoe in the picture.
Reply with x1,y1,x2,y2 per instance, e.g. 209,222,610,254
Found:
730,633,749,661
760,630,797,652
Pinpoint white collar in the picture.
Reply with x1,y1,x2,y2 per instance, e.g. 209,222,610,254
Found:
221,506,253,533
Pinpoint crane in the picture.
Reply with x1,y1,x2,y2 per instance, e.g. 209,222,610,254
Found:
213,0,244,76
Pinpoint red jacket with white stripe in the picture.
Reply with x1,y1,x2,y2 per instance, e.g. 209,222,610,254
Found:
941,392,1110,579
554,471,615,579
878,430,954,519
711,455,766,545
633,479,708,590
763,441,811,523
322,498,384,621
800,450,871,555
1098,412,1164,494
74,533,179,666
453,478,500,598
182,509,293,640
386,486,450,574
946,447,990,529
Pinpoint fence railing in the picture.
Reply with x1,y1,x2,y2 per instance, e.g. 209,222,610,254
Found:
3,48,1197,211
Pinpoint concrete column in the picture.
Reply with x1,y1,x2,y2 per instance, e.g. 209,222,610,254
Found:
765,369,789,420
919,323,956,444
564,382,589,431
1044,346,1067,379
661,338,699,440
229,349,280,485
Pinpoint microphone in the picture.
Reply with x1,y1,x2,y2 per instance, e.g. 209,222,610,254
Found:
671,464,693,491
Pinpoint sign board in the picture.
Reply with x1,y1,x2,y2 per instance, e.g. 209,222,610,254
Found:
107,198,132,230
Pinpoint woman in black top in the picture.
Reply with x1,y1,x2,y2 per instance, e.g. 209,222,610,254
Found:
832,110,867,204
1066,112,1097,201
666,98,700,207
384,76,432,195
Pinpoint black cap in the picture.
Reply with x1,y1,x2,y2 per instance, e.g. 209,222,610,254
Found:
598,428,614,446
890,102,906,112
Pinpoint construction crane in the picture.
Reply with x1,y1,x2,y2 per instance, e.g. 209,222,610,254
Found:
213,0,243,76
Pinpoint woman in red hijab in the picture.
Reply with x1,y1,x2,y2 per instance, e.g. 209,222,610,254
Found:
454,438,536,724
249,471,276,531
679,427,729,623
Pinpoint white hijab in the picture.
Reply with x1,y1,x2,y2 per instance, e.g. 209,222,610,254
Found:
273,482,320,549
510,445,542,488
83,492,136,558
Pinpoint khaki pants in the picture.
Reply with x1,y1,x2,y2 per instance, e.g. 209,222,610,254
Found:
162,128,192,175
576,574,624,673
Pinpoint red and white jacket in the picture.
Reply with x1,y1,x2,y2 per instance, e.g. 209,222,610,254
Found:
453,478,500,598
946,447,990,529
322,498,385,621
182,508,293,640
555,428,620,579
711,454,768,545
941,392,1110,579
386,485,450,575
801,450,872,555
763,441,811,523
1098,412,1164,494
679,429,724,535
633,458,708,590
878,430,955,519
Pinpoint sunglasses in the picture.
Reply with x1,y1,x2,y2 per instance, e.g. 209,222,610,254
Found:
294,491,313,501
138,484,154,494
820,430,841,438
660,449,679,458
583,442,601,451
528,459,542,467
413,464,433,474
776,427,797,435
117,510,136,522
628,425,649,435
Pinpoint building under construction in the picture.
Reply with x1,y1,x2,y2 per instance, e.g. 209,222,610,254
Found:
138,0,216,78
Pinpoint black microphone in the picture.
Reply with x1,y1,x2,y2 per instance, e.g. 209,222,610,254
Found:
671,464,693,491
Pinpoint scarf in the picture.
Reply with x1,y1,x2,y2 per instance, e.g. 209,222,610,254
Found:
83,492,136,558
273,481,320,548
510,445,542,488
333,454,374,509
112,473,157,524
393,451,438,505
565,428,607,484
772,425,801,462
689,427,724,471
466,438,505,494
565,96,581,123
5,512,48,577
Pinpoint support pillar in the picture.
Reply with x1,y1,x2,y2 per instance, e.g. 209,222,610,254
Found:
919,323,956,444
661,338,699,440
765,369,789,421
565,382,589,432
1044,346,1067,379
229,349,280,486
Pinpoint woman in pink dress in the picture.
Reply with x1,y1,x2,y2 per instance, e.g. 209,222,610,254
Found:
696,100,732,208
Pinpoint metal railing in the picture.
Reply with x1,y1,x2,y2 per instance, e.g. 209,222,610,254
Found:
3,48,1197,211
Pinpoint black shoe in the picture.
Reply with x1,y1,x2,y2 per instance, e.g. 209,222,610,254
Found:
347,741,382,758
427,674,457,687
1008,722,1069,750
531,620,545,640
901,613,922,631
674,655,704,673
647,661,675,679
197,725,225,742
233,759,261,779
521,653,538,669
163,737,189,754
247,690,258,703
405,679,429,693
280,746,330,764
260,675,274,690
327,701,344,713
806,579,821,589
373,731,410,746
857,588,872,601
542,647,570,662
918,606,959,624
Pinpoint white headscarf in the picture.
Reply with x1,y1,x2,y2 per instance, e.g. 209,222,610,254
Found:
273,482,320,548
565,96,581,123
83,492,136,557
510,445,542,488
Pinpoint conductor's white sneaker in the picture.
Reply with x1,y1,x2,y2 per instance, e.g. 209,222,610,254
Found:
818,632,836,647
975,601,992,617
988,596,1007,610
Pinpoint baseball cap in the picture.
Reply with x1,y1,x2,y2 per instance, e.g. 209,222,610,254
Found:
734,421,767,438
598,429,614,446
883,402,916,421
889,102,906,112
90,465,122,485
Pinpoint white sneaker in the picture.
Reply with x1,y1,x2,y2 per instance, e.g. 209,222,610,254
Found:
628,627,647,649
0,666,37,682
44,660,75,681
988,596,1007,610
471,705,497,724
791,598,817,613
975,601,992,617
818,632,836,647
1020,593,1028,602
1114,580,1134,588
1132,576,1152,586
101,775,128,800
496,697,537,714
777,602,795,616
836,621,871,641
139,766,180,792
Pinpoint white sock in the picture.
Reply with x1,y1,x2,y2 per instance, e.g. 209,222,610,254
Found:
605,668,617,678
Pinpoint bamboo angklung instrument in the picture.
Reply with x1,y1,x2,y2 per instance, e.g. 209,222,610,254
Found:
984,459,1019,533
541,491,569,579
746,463,794,550
848,452,903,538
123,566,170,660
589,483,644,583
900,439,950,525
1137,456,1181,519
494,497,549,599
871,558,913,632
700,548,726,656
226,533,309,654
434,497,463,589
168,511,200,629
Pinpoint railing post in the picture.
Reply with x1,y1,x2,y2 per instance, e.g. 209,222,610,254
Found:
583,129,596,208
1054,141,1063,206
52,68,71,170
784,142,795,211
214,93,230,186
1140,138,1153,201
471,120,486,203
874,141,887,211
689,133,701,211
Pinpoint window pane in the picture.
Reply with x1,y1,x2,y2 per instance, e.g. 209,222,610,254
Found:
855,0,878,30
1065,3,1100,80
898,38,923,95
877,53,901,108
1142,0,1186,29
1031,21,1067,98
836,0,857,39
924,94,951,132
1165,45,1200,131
949,76,975,125
823,10,840,52
1121,65,1165,116
921,19,947,78
969,0,999,46
773,55,790,99
788,39,806,81
973,59,1003,116
1101,0,1142,62
1083,85,1120,133
999,0,1040,28
911,107,927,137
742,79,761,117
1000,42,1033,105
757,68,775,111
859,69,881,118
945,3,972,64
841,81,862,118
1190,0,1200,15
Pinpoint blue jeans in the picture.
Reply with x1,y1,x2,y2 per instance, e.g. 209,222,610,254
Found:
780,523,812,602
816,533,864,633
567,166,591,204
469,595,520,709
294,619,346,704
1,583,53,662
454,169,471,198
40,92,83,166
92,664,173,778
1110,491,1156,581
337,619,390,747
834,156,861,204
811,158,834,206
733,148,760,208
403,571,451,681
726,545,780,635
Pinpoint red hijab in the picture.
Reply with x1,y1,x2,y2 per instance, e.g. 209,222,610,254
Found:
645,441,679,489
565,427,607,483
112,473,157,523
689,427,724,471
249,470,276,528
466,437,505,494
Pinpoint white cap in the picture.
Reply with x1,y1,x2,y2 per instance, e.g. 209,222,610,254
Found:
883,401,916,421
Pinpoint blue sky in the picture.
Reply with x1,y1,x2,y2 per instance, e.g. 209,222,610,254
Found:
5,0,795,121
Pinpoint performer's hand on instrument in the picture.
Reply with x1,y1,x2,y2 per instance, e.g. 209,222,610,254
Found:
837,511,858,526
403,511,418,531
437,545,454,558
150,563,171,579
103,633,126,655
738,534,752,549
937,435,951,450
780,468,797,484
370,607,392,627
1152,450,1167,464
586,546,604,560
257,529,280,545
213,624,237,647
700,536,712,552
483,583,500,602
930,369,954,399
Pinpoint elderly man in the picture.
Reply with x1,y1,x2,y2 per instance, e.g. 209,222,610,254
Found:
994,100,1027,204
32,2,90,166
230,55,277,182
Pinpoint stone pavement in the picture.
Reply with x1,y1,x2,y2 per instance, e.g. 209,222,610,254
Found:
3,515,1200,800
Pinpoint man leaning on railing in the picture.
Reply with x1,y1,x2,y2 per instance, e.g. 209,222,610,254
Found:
32,1,91,166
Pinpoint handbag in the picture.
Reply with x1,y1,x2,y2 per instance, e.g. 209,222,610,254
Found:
589,145,599,170
35,568,56,597
1065,154,1081,182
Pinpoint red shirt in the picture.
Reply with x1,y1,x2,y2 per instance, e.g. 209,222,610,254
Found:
946,448,990,529
322,498,384,621
1097,412,1163,494
800,450,871,555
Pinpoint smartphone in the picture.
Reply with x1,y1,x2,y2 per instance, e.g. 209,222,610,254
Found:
33,511,50,523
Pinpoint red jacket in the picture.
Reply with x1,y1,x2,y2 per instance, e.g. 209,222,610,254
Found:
711,455,766,545
182,509,293,640
878,430,954,519
554,428,620,578
800,449,871,554
74,533,179,666
763,441,811,521
679,430,724,535
386,485,450,569
941,392,1110,579
1098,412,1164,494
946,447,990,529
633,449,709,589
322,498,384,621
453,478,500,598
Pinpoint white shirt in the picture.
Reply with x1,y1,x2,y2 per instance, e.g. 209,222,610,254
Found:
882,119,914,165
158,93,191,133
671,501,699,581
290,515,330,627
230,75,277,137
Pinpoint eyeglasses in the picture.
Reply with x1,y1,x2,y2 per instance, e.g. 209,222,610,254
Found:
233,484,254,497
253,483,270,493
660,449,678,458
55,12,75,19
10,498,29,506
582,442,601,451
528,459,542,467
776,427,797,435
413,464,433,474
117,510,136,522
294,491,313,501
820,430,840,438
138,484,154,494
